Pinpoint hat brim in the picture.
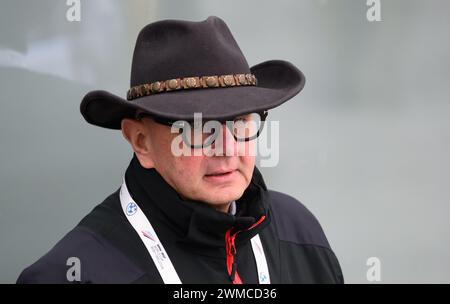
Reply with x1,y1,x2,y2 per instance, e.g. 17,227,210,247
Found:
80,60,305,129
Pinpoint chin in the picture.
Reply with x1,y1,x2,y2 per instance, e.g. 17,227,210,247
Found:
204,187,245,205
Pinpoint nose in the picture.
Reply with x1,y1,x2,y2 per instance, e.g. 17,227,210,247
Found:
214,123,237,156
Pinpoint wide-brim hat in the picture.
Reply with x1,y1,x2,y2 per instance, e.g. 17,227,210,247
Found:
80,16,305,129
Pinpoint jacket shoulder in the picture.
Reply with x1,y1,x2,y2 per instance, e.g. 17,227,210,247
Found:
17,192,145,284
267,190,344,283
267,190,331,249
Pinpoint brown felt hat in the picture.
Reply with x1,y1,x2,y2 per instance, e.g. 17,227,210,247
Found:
80,16,305,129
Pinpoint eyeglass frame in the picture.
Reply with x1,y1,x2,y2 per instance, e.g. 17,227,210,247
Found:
135,110,268,149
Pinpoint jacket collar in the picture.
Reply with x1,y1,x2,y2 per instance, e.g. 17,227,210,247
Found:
124,155,270,249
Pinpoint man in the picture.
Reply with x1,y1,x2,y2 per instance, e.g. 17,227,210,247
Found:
17,16,343,284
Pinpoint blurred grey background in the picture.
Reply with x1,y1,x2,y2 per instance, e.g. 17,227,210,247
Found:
1,0,449,283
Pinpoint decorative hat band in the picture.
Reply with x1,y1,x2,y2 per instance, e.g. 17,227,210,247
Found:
127,73,257,100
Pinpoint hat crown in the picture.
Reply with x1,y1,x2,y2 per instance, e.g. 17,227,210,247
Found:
130,16,250,87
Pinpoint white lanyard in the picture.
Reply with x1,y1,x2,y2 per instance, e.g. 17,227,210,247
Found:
119,178,271,284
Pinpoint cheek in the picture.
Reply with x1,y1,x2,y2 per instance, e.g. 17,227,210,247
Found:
173,156,206,184
242,154,256,166
240,155,256,176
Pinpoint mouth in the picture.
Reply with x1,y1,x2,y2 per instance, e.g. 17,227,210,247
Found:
204,169,237,183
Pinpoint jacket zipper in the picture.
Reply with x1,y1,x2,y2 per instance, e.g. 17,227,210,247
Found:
225,215,266,284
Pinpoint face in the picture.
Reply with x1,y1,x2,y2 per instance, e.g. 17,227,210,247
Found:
122,117,256,212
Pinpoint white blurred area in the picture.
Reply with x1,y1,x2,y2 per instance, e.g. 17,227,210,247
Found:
0,0,154,88
1,0,449,283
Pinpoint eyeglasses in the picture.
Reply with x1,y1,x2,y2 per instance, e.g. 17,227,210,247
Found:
136,111,268,149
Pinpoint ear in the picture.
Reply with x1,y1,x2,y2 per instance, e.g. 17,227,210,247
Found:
121,118,155,169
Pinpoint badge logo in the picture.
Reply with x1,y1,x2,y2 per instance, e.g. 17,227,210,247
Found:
259,272,269,283
126,202,138,216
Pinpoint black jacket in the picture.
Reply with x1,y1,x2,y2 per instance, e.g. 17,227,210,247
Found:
17,156,344,284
